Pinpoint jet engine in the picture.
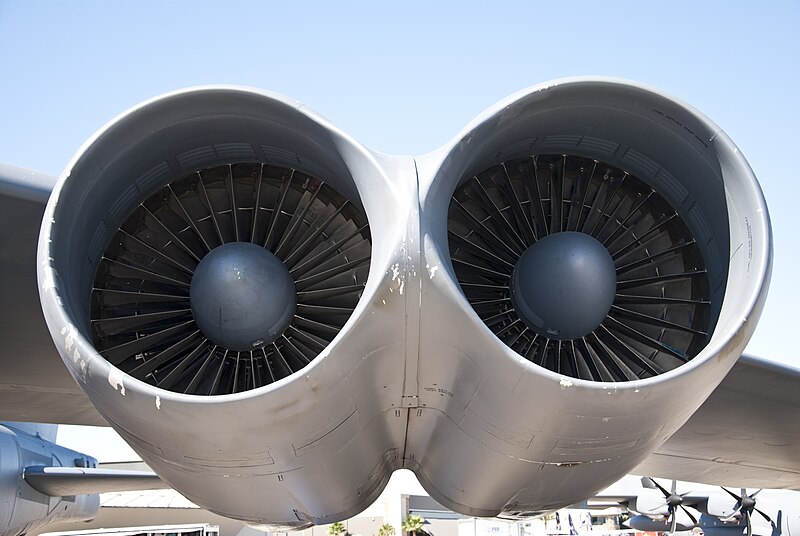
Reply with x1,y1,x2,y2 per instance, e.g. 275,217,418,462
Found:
410,78,771,516
38,79,771,526
37,87,418,528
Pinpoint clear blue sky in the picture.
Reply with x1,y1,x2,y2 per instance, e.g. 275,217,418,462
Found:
1,1,798,457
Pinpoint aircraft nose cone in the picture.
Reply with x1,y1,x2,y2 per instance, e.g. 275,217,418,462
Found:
190,242,296,351
510,231,616,340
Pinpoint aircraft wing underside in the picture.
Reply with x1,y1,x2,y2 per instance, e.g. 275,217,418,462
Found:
636,354,800,490
0,166,106,426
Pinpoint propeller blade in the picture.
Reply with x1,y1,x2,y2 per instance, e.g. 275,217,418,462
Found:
669,510,678,535
650,477,671,497
722,486,743,501
754,507,773,526
746,510,752,536
751,489,763,499
722,486,745,515
680,505,698,526
671,480,678,494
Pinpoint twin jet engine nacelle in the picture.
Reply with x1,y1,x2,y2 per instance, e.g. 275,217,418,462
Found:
38,78,771,527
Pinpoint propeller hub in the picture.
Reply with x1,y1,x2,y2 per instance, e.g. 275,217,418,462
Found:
667,494,683,508
510,231,616,340
190,242,296,351
741,497,756,510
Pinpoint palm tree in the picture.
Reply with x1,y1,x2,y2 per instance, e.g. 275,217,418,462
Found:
378,523,396,536
402,514,426,536
329,521,346,536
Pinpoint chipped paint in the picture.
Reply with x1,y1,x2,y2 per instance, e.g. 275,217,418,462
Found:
389,260,407,294
61,324,78,352
426,264,439,279
559,378,573,390
71,346,87,374
156,396,161,410
41,265,55,291
108,368,126,395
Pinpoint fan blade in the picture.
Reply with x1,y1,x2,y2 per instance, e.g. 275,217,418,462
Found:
448,155,712,382
91,163,371,395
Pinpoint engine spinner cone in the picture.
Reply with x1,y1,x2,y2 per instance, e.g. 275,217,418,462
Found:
190,242,296,351
510,231,616,340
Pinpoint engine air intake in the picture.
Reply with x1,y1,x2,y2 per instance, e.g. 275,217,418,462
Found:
91,162,371,395
448,154,711,382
